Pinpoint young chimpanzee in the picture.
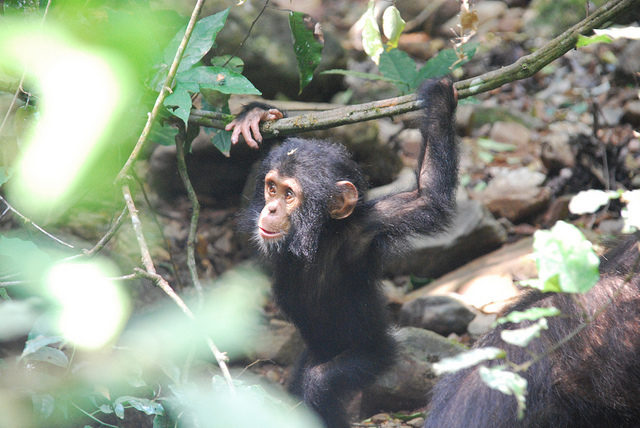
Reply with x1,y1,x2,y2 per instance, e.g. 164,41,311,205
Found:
226,79,459,428
425,237,640,428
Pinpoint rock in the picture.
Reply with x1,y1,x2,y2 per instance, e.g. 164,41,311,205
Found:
251,319,304,366
404,238,535,313
407,417,426,428
360,327,465,415
489,121,531,148
478,167,550,223
622,100,640,127
467,312,497,337
384,198,507,278
399,295,476,336
616,40,640,83
541,132,575,173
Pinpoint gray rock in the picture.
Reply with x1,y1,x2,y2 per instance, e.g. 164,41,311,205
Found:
384,198,507,278
251,319,304,366
360,327,465,414
399,295,476,336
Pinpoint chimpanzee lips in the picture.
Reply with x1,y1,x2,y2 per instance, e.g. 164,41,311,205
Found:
259,227,284,240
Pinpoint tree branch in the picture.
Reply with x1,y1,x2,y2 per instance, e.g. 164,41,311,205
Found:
189,0,638,137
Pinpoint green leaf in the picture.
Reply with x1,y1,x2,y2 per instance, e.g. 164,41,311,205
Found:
32,394,55,420
163,9,230,73
289,12,324,94
495,307,561,325
530,221,600,293
477,138,517,153
500,318,548,347
382,6,405,50
177,66,261,95
432,347,505,375
24,346,70,368
479,366,527,419
22,335,64,357
379,49,417,93
115,396,164,416
114,402,125,419
212,130,232,156
362,0,384,64
415,43,477,83
576,34,612,48
164,84,193,125
569,189,619,215
210,55,245,73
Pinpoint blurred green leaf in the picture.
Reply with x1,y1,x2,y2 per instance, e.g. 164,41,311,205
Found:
115,396,164,416
496,307,561,325
24,345,69,368
479,366,527,419
415,43,477,83
362,0,384,64
433,347,505,375
477,138,517,153
576,33,612,47
500,318,548,347
289,12,324,94
177,66,261,95
569,189,619,215
150,122,179,146
382,6,405,50
379,49,416,93
210,55,245,73
32,393,55,420
22,335,64,357
530,221,600,293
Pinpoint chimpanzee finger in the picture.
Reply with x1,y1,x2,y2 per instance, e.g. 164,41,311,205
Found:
249,119,263,145
242,122,260,149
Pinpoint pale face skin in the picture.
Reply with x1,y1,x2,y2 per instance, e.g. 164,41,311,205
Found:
258,169,303,242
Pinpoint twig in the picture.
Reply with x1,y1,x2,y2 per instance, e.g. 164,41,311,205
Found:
71,402,119,428
0,195,74,248
189,0,638,137
64,206,128,261
122,184,235,392
0,0,51,136
175,131,204,299
223,0,271,68
115,0,208,183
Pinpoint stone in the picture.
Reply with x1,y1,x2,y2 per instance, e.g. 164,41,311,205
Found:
399,295,476,336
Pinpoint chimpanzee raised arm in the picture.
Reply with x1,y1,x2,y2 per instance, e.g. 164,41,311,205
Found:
229,79,459,428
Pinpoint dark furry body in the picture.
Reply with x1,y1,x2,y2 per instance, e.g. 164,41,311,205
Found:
241,80,459,428
425,237,640,428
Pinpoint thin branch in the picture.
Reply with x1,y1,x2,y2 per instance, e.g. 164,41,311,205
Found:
64,206,128,261
189,0,638,137
0,0,51,136
175,131,204,299
115,0,208,183
122,184,235,392
223,0,271,67
0,195,74,248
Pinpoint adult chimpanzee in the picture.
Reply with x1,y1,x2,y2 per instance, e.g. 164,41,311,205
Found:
226,79,459,428
425,237,640,428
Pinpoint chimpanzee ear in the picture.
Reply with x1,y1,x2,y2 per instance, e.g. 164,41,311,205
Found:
329,181,358,219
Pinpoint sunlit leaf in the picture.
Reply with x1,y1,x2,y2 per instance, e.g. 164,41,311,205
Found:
382,6,405,50
289,12,324,94
177,66,261,95
621,190,640,232
495,307,561,325
500,318,548,347
479,366,527,419
115,396,164,416
32,394,55,420
576,34,613,47
530,221,599,293
477,138,517,153
24,345,70,368
568,189,618,214
379,49,416,93
594,26,640,40
362,1,384,64
433,347,505,375
22,335,64,357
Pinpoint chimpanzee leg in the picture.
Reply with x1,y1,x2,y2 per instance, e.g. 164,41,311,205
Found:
302,346,395,428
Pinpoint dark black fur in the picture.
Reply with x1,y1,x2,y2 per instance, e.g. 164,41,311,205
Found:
242,79,459,428
425,237,640,428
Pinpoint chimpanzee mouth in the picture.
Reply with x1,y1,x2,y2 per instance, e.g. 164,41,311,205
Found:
259,227,284,240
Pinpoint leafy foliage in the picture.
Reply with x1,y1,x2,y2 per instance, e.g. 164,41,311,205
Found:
289,12,324,94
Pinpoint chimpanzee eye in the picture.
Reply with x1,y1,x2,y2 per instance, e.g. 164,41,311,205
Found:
285,188,295,202
266,181,277,195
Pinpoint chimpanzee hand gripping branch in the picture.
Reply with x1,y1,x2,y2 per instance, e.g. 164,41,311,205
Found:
227,79,459,428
